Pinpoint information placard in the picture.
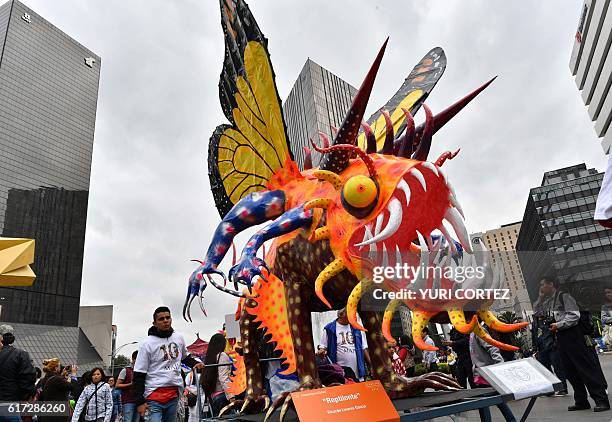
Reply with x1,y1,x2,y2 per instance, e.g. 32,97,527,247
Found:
291,380,399,421
476,357,561,400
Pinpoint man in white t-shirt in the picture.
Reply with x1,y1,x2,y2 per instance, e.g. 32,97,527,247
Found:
316,308,371,381
422,327,439,372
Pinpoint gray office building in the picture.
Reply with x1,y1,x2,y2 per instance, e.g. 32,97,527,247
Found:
0,0,101,326
516,164,612,309
283,59,357,170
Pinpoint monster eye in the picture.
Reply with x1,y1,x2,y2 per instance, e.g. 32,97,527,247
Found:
341,175,379,218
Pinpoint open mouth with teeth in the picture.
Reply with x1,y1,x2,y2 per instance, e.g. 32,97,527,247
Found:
347,162,471,279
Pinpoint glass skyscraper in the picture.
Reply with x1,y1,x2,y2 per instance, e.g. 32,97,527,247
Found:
516,164,612,310
283,59,357,170
0,0,100,326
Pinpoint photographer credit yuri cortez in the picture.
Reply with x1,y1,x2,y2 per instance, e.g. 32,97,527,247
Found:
357,233,514,343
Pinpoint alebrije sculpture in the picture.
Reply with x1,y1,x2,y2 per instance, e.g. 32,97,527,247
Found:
185,0,527,418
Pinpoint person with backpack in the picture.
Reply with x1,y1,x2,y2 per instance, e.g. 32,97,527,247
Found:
72,367,113,422
531,284,568,396
116,351,139,422
539,276,610,413
0,324,36,409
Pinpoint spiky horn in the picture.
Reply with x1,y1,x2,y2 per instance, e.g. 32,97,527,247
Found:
398,108,416,158
311,140,377,179
319,39,388,173
412,104,434,161
303,146,313,170
361,121,377,154
411,77,497,148
378,109,394,154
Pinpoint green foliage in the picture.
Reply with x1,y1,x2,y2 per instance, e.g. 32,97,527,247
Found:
112,354,130,369
498,311,520,324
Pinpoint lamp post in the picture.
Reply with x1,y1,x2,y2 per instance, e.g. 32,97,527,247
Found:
110,341,138,377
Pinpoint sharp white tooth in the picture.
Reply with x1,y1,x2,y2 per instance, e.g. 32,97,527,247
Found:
397,179,411,207
432,270,441,291
382,243,389,268
444,207,472,253
416,230,429,252
437,166,447,182
449,194,465,219
421,162,439,177
416,230,429,270
374,212,384,235
431,237,441,253
447,180,458,199
438,226,457,255
355,198,402,247
361,225,377,254
410,168,427,191
433,248,443,266
395,245,403,267
361,225,373,244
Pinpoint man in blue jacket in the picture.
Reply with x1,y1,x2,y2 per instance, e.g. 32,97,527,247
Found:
316,308,371,381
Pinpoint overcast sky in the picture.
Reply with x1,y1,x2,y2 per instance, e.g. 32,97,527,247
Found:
19,0,608,354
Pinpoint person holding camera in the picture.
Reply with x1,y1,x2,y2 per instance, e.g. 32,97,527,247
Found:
531,281,568,396
537,277,609,413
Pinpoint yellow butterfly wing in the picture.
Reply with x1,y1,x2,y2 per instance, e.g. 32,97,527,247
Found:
209,0,293,217
357,47,447,152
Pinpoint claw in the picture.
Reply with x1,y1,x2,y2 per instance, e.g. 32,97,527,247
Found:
263,396,271,411
218,400,240,417
265,393,289,422
264,404,275,422
240,397,252,413
279,394,293,422
207,274,245,298
183,262,209,322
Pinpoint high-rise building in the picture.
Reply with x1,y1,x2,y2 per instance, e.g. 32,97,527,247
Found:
570,0,612,153
0,0,100,326
516,164,612,310
283,59,357,170
472,223,533,317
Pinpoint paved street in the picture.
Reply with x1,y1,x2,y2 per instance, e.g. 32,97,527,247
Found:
454,353,612,421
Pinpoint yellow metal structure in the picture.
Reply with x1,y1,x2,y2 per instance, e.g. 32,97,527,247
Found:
0,238,36,286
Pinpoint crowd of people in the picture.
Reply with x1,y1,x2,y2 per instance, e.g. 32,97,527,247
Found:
1,277,611,421
0,307,202,422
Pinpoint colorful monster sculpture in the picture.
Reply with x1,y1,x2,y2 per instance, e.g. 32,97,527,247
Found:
185,0,528,418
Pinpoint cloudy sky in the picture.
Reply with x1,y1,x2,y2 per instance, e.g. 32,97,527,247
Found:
20,0,607,353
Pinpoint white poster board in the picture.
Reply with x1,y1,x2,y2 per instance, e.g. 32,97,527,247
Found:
224,313,241,340
476,357,561,400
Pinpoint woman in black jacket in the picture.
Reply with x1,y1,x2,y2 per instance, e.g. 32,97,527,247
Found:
38,358,72,422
